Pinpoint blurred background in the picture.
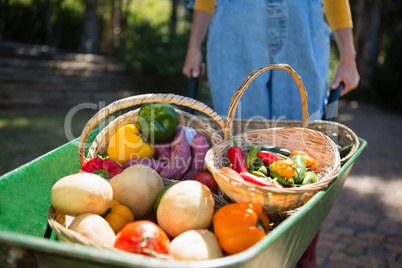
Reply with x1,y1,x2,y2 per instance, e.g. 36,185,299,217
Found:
0,0,401,175
1,1,402,267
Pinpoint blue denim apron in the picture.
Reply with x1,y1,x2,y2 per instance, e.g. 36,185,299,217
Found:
206,0,331,120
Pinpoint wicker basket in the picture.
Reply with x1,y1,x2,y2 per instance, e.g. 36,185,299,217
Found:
78,93,225,165
207,119,359,165
48,93,229,247
205,64,341,212
48,178,230,249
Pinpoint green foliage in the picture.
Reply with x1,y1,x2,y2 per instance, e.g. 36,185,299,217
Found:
55,3,84,50
117,2,192,93
0,0,84,49
0,1,45,44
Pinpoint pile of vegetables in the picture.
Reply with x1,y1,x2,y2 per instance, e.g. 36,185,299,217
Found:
50,102,272,260
49,102,325,261
50,166,268,260
219,139,319,188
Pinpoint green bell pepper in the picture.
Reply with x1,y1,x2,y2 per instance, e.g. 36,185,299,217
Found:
291,155,306,184
246,143,261,170
136,103,179,144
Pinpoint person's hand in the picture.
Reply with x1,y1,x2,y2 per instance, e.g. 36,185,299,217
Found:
182,46,204,78
331,59,360,96
332,28,360,96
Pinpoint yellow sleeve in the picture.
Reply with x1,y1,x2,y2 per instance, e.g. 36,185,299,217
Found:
324,0,353,31
194,0,216,15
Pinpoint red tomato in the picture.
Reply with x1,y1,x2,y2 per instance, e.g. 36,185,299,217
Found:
194,172,219,194
114,220,170,256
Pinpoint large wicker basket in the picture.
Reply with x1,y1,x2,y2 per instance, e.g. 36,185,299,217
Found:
205,64,341,212
48,93,228,247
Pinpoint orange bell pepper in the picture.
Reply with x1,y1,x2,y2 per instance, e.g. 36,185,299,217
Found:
291,151,316,167
213,202,270,255
269,158,296,178
104,200,135,234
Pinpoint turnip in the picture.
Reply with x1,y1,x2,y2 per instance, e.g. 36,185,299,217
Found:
156,180,214,238
109,164,164,219
68,213,115,248
50,173,113,216
169,229,223,260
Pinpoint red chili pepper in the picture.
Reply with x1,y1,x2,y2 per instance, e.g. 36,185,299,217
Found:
239,172,282,188
258,151,285,166
227,138,248,174
79,158,123,179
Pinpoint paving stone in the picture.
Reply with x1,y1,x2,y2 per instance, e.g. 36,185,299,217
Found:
322,259,360,268
329,249,383,267
366,249,397,265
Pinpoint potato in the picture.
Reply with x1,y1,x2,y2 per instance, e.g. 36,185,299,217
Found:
68,213,115,248
51,173,113,216
157,180,214,238
169,229,223,260
109,164,164,219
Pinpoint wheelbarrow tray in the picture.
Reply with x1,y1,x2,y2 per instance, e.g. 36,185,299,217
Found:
0,127,366,268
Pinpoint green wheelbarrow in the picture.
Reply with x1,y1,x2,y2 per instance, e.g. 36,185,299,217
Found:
0,125,366,268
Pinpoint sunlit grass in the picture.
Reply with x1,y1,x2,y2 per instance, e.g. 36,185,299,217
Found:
0,108,94,175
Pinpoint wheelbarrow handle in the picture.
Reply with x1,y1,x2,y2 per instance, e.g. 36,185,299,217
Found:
322,82,344,121
186,76,199,114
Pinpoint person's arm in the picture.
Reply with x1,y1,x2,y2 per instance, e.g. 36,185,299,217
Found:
324,0,360,95
182,10,212,78
182,6,213,78
332,28,360,96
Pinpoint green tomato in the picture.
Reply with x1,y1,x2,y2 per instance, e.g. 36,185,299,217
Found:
302,171,318,185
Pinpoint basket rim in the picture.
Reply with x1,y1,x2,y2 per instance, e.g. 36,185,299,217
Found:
206,126,341,194
84,108,224,164
78,93,225,166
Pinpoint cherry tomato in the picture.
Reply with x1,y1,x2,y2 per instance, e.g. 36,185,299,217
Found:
194,172,219,194
114,220,170,256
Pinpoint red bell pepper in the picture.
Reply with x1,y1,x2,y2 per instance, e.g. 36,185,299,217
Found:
227,138,248,173
79,158,123,179
239,172,282,188
258,151,285,166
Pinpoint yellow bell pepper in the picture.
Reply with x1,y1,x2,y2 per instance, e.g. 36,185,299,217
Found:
107,124,155,164
104,200,135,234
213,202,270,255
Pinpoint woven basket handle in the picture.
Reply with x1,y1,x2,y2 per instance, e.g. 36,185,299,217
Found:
223,64,309,139
78,93,225,165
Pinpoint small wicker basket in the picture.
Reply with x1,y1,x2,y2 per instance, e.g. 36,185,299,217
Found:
205,64,341,212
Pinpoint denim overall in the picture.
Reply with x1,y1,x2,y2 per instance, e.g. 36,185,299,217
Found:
206,0,331,120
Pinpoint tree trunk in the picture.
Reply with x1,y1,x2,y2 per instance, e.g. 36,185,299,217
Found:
113,0,121,50
44,0,52,46
356,0,381,89
119,0,130,49
107,0,115,55
170,0,178,35
78,0,99,54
